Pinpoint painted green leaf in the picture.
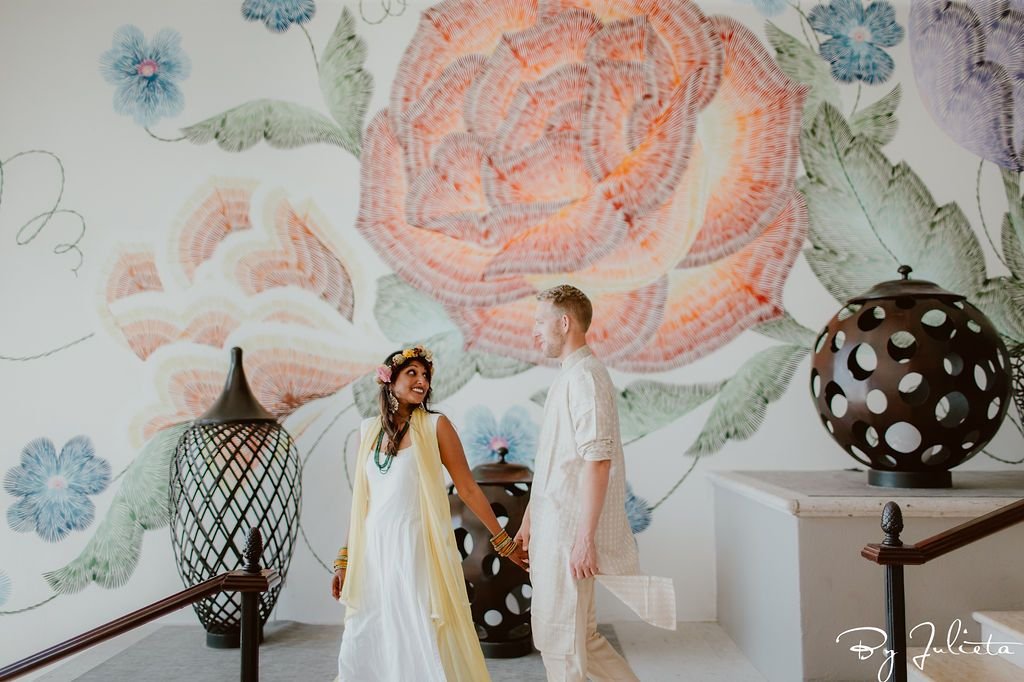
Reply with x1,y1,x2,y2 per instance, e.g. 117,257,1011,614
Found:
354,276,533,416
850,85,900,147
755,311,817,347
1002,214,1024,281
373,275,455,343
1000,168,1024,281
801,102,987,304
765,22,839,120
182,99,351,152
618,380,724,443
687,345,809,455
44,423,190,593
530,379,723,443
318,7,372,157
974,277,1024,346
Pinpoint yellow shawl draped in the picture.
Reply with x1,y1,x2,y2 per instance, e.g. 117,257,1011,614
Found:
339,409,490,682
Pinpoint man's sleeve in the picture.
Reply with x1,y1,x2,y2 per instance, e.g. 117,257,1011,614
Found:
568,369,616,461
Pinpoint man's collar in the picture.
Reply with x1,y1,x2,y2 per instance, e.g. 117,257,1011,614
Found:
560,345,592,370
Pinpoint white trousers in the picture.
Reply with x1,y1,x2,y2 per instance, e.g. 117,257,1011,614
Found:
539,578,640,682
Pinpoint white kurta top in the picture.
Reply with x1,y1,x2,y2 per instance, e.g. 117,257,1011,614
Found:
530,346,676,654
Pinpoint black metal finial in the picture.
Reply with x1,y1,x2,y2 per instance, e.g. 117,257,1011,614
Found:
496,447,509,464
881,501,904,547
897,264,912,280
243,528,263,573
196,347,276,425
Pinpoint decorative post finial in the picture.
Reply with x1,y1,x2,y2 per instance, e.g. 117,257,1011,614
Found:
881,501,904,547
497,447,509,464
897,264,912,280
243,528,263,573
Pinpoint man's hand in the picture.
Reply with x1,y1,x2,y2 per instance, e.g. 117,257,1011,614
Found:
513,515,531,558
569,536,599,580
330,568,346,600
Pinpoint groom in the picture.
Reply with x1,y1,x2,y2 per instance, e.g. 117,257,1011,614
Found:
516,285,676,682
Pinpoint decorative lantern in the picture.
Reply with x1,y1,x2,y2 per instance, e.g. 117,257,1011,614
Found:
448,448,533,657
810,266,1012,488
169,347,301,647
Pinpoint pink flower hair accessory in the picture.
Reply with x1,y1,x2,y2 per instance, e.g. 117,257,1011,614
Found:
375,365,393,384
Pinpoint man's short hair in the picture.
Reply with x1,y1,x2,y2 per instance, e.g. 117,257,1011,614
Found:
537,285,593,331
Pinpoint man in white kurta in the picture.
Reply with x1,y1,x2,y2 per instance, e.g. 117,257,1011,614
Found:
521,287,675,681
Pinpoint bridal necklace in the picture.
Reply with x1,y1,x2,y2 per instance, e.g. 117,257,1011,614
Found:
373,418,410,474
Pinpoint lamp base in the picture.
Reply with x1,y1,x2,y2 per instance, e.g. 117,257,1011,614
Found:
481,637,534,659
868,469,952,489
205,625,264,649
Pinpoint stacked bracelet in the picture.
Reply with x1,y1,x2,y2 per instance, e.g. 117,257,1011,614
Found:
333,547,348,572
489,529,517,558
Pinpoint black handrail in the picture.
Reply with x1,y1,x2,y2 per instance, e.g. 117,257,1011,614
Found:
861,498,1024,682
0,528,280,682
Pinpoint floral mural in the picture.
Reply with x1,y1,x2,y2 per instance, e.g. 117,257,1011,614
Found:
2,0,1023,642
357,0,808,371
100,25,191,128
4,437,110,543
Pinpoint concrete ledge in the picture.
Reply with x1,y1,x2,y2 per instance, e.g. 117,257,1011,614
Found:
707,470,1024,518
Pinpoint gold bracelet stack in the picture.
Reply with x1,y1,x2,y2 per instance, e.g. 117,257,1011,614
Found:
333,547,348,572
490,529,517,558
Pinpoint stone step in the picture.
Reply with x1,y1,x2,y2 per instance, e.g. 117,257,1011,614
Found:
975,610,1024,670
906,646,1024,682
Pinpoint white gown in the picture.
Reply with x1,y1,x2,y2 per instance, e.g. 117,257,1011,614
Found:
337,414,447,681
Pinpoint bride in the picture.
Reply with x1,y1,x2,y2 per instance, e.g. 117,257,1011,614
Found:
331,345,528,681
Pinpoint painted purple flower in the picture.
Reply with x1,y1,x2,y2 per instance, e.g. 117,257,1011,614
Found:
463,406,538,470
100,25,191,127
909,0,1024,170
4,436,111,543
242,0,316,33
809,0,905,85
625,482,652,534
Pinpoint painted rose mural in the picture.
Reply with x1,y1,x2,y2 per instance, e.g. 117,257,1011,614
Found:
357,0,808,370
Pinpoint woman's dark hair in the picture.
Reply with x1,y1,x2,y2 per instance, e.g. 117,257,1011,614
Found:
378,349,434,457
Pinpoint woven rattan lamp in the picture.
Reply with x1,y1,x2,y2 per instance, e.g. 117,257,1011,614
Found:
169,347,301,647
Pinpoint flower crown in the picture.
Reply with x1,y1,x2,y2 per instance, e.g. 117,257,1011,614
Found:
375,345,434,384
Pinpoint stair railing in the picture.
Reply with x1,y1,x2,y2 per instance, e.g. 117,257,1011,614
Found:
0,527,280,682
861,498,1024,682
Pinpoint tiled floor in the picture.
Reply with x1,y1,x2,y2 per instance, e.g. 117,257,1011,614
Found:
31,620,766,681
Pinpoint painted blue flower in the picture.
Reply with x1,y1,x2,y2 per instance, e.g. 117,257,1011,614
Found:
4,436,111,543
0,570,10,608
625,482,652,534
242,0,316,33
463,406,539,470
737,0,788,17
808,0,904,85
100,25,191,127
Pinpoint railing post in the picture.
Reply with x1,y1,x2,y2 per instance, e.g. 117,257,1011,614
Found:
881,502,906,682
241,528,262,682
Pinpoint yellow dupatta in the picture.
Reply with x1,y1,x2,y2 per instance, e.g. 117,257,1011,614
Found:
339,409,490,682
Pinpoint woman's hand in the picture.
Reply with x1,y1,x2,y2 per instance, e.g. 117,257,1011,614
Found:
330,568,346,600
507,543,529,572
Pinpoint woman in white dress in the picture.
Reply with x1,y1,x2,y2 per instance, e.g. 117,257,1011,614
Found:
331,345,528,681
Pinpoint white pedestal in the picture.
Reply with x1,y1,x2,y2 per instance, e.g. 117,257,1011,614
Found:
708,470,1024,682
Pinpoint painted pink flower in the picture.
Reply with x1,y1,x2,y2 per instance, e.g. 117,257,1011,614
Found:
356,0,808,370
101,180,380,443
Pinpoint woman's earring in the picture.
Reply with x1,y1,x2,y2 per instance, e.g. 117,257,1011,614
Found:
387,390,399,412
